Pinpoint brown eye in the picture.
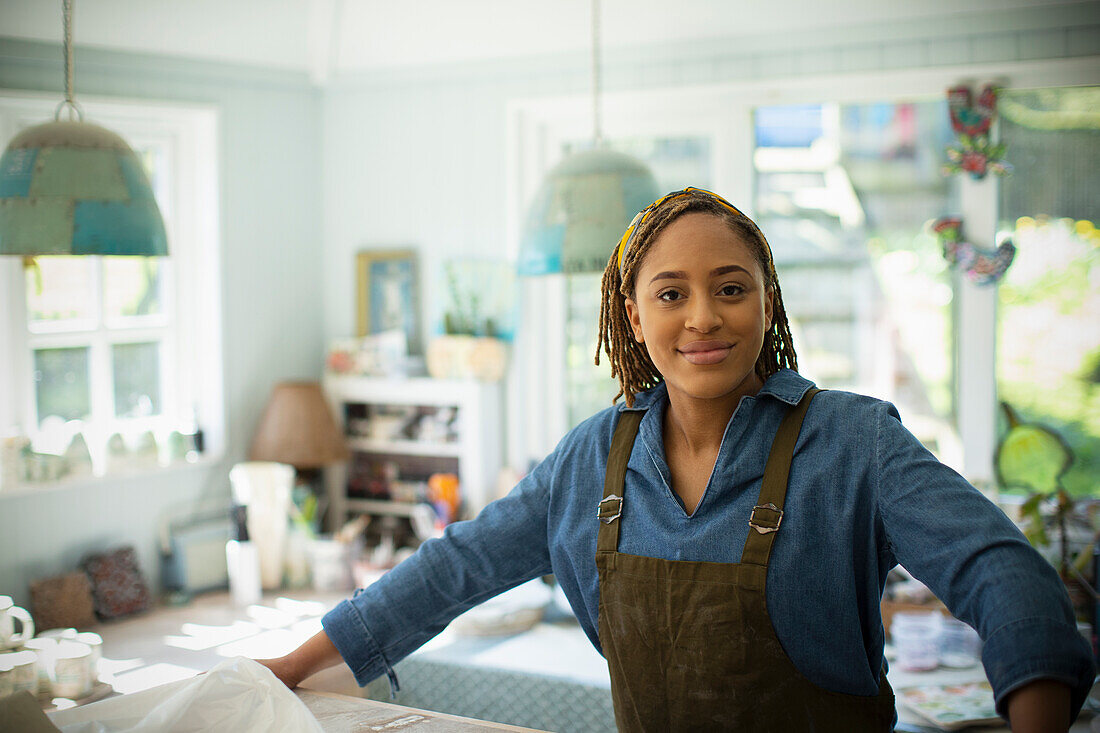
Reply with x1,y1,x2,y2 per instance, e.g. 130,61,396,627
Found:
657,290,683,302
719,284,745,296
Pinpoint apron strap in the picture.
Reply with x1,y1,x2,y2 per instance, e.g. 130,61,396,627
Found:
597,410,645,553
740,388,821,570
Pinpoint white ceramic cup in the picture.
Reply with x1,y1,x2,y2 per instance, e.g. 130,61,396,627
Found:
0,654,15,697
24,637,57,697
2,649,38,696
51,640,92,699
891,611,942,671
0,595,35,649
75,631,102,681
37,627,77,641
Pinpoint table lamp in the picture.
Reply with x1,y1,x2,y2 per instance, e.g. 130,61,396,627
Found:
249,381,349,473
237,382,349,589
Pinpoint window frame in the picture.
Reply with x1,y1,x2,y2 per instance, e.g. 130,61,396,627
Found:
506,57,1098,484
0,90,224,488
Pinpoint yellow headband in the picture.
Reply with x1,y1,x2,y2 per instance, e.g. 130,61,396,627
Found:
616,187,754,277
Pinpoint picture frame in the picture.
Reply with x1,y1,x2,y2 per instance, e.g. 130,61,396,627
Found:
356,249,421,355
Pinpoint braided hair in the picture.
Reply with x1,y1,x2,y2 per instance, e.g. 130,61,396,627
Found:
595,189,798,406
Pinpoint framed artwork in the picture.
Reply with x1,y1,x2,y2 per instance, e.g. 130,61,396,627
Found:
356,250,421,355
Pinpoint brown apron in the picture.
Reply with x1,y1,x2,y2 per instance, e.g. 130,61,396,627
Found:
595,389,895,732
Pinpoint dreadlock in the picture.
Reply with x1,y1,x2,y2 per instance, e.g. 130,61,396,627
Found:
595,190,798,407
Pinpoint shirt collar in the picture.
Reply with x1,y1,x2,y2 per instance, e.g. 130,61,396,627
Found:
618,368,815,412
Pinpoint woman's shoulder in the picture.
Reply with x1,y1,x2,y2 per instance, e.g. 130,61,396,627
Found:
761,370,901,428
813,386,898,416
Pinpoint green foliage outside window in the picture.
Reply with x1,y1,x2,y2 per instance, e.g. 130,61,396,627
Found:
996,86,1100,497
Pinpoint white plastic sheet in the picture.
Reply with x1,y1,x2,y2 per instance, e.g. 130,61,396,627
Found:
48,657,324,733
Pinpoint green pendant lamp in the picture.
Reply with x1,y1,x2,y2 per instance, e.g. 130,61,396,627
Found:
0,0,167,257
518,0,658,276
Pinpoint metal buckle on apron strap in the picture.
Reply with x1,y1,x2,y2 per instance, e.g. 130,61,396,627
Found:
598,494,623,524
748,502,783,534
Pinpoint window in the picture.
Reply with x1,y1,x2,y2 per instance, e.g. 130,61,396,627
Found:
507,61,1090,473
0,92,222,482
752,100,962,464
996,86,1100,497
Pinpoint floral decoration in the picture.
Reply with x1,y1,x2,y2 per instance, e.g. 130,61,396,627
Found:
932,217,1015,285
942,85,1011,179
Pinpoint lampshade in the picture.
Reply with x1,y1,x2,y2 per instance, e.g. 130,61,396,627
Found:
0,120,168,256
519,147,660,275
0,0,167,257
249,382,349,469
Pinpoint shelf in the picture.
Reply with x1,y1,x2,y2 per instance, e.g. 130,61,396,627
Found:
347,437,462,458
324,376,503,530
324,374,488,407
345,498,424,517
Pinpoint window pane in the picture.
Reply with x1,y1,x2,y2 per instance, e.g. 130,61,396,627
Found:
754,101,960,460
103,257,163,318
34,347,91,424
566,272,608,428
996,86,1100,497
112,342,162,418
25,257,95,324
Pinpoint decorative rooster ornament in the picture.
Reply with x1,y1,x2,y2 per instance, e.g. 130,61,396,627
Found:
932,217,1015,284
942,84,1011,179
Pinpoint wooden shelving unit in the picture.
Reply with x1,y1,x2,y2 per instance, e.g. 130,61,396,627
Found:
322,375,504,531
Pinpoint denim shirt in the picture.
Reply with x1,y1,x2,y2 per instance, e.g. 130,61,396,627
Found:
323,369,1094,717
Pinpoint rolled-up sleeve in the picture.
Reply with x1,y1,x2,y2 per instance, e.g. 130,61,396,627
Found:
872,401,1095,718
322,446,558,689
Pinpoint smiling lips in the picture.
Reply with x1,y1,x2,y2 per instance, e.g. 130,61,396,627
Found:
678,340,733,365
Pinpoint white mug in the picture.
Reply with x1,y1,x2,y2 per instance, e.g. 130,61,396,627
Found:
0,595,34,649
2,649,38,696
25,637,57,697
37,627,77,641
0,654,14,697
51,640,92,699
75,631,102,681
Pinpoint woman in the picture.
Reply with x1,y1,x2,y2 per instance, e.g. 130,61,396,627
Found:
261,188,1093,731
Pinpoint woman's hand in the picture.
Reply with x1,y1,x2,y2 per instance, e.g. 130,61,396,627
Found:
256,654,308,689
1005,678,1071,733
255,629,343,690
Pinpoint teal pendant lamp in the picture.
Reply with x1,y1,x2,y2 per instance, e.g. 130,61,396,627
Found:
518,0,658,276
0,0,167,257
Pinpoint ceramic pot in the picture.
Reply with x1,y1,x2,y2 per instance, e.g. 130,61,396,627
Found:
426,336,507,381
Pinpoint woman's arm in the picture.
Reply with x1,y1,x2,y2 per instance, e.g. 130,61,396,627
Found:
254,438,565,692
257,629,341,689
1005,679,1072,733
871,400,1095,721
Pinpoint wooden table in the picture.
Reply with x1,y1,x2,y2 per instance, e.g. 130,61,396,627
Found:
296,689,546,732
40,591,546,731
48,684,545,732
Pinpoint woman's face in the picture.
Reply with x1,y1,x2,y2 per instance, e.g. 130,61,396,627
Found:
624,212,773,406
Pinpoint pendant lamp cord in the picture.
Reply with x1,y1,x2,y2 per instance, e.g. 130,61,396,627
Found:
56,0,83,121
591,0,602,145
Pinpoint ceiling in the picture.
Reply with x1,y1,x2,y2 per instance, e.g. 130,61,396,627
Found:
0,0,1092,82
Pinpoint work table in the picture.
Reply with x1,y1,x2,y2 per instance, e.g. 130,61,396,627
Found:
50,684,544,732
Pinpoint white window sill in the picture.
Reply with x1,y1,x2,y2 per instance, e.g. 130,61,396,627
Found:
0,452,224,499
